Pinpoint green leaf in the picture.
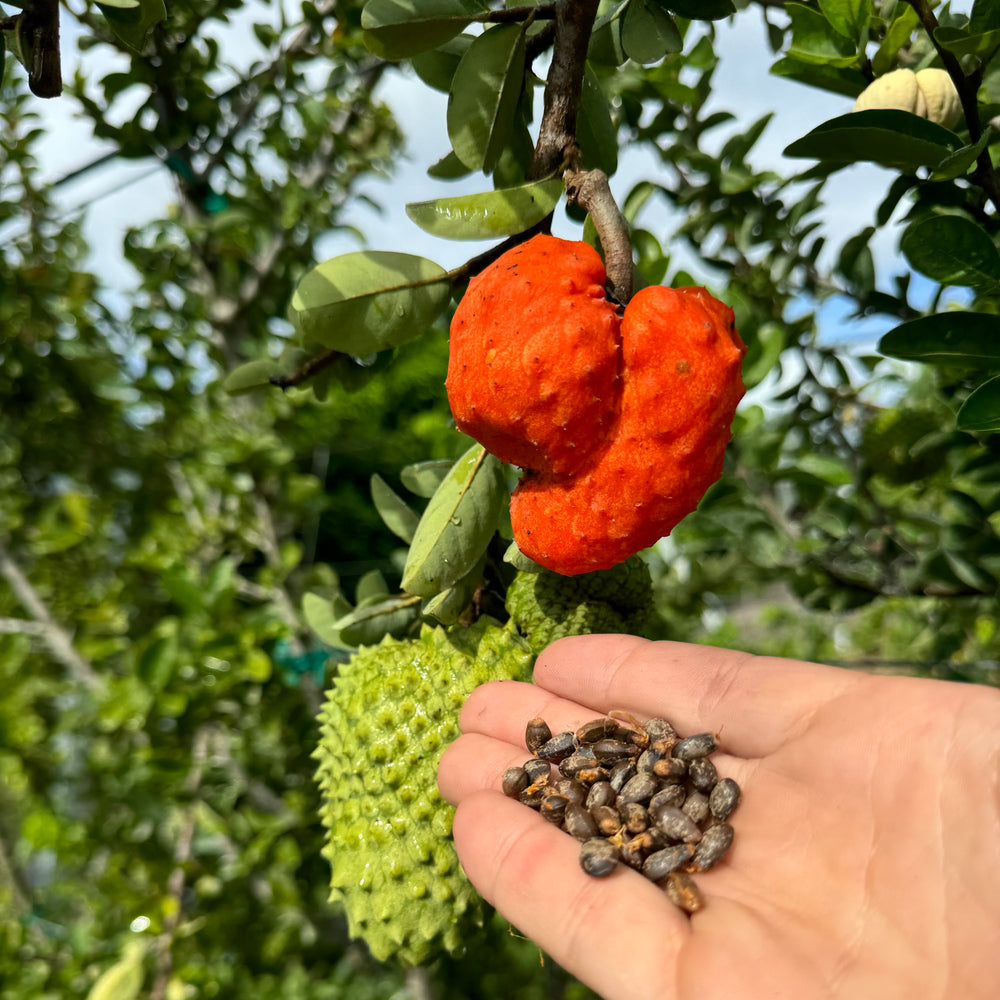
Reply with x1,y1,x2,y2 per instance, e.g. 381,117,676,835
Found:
742,322,786,390
588,1,627,65
401,443,505,597
783,110,961,169
400,459,455,498
371,474,420,543
770,56,866,97
658,0,734,20
97,0,139,7
97,0,166,52
411,33,473,92
288,251,450,354
302,592,351,646
355,568,390,605
335,595,423,645
621,0,681,65
405,178,563,240
957,373,1000,431
819,0,871,40
577,64,619,175
86,940,146,1000
932,129,993,181
427,150,473,179
934,25,1000,59
361,0,485,60
503,540,544,573
420,552,487,625
447,23,527,173
786,2,859,65
879,312,1000,365
222,359,286,394
900,216,1000,293
138,633,177,692
872,4,921,75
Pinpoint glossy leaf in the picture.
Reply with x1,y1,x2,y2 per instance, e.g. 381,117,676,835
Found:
934,25,1000,59
900,216,1000,293
785,2,858,66
872,4,921,75
957,374,1000,431
447,23,527,173
588,1,628,65
770,57,865,97
401,459,456,498
819,0,871,40
933,129,993,181
405,178,562,240
97,0,167,52
371,474,420,543
577,65,619,175
401,443,505,597
288,251,450,354
783,111,960,169
879,313,1000,366
361,0,484,61
427,150,472,179
621,1,681,65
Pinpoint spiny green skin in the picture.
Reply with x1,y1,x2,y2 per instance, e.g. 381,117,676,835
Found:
506,555,655,655
314,619,533,966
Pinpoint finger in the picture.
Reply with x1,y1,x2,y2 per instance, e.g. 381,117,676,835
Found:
534,635,864,757
438,732,529,805
452,790,686,1000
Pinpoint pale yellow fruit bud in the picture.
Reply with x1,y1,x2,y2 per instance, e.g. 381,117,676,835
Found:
915,68,963,128
854,68,926,116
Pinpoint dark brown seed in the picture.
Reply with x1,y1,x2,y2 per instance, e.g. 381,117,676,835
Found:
689,822,733,871
502,766,529,798
654,806,702,843
523,758,550,784
621,832,655,869
575,767,609,787
590,804,622,836
652,757,687,782
644,718,676,742
585,781,616,811
537,731,577,763
672,733,717,761
580,838,619,877
592,738,638,765
564,802,599,840
649,785,686,814
708,777,741,821
664,871,703,913
642,843,694,881
622,801,649,833
636,747,664,773
688,757,718,793
617,772,660,805
651,735,678,756
575,717,617,744
560,753,599,778
681,790,710,825
525,717,552,754
608,759,637,793
554,778,587,806
540,793,569,825
518,784,545,809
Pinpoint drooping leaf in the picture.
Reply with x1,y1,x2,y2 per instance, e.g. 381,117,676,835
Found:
934,24,1000,60
785,2,859,66
288,251,451,354
361,0,485,61
770,56,866,97
427,150,473,179
400,459,456,498
411,33,473,92
401,444,505,597
302,592,353,647
957,374,1000,431
405,177,563,240
879,312,1000,366
371,474,420,543
819,0,871,41
783,110,961,169
447,23,527,173
97,0,167,52
222,359,287,394
588,0,628,65
577,64,619,175
872,3,921,75
355,568,390,605
900,216,1000,293
335,595,423,645
621,0,681,65
421,552,487,625
932,128,993,180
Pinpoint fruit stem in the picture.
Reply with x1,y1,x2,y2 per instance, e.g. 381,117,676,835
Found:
566,168,633,303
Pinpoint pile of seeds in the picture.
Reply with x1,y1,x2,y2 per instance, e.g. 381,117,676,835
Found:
501,711,739,914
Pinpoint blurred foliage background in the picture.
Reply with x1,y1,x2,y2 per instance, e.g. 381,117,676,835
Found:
1,1,998,997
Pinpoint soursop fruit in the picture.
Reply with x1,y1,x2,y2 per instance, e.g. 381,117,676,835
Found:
314,617,533,965
506,555,655,654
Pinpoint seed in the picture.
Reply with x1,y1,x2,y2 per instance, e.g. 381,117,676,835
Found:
621,831,656,869
688,757,718,793
564,802,599,840
651,735,678,756
592,738,638,765
502,766,529,798
621,801,649,833
575,767,609,786
672,733,717,761
590,804,622,837
580,838,619,878
523,758,550,784
654,806,702,843
537,731,577,763
643,843,694,882
585,781,617,811
681,790,710,826
608,758,637,793
644,718,676,742
518,784,545,809
554,778,587,806
689,822,733,871
664,871,703,914
636,747,663,773
575,717,617,744
708,777,741,821
540,792,569,825
649,785,686,814
560,753,599,778
525,717,552,754
617,772,660,806
652,757,687,782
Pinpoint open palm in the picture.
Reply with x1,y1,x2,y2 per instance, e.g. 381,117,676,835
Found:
438,635,1000,1000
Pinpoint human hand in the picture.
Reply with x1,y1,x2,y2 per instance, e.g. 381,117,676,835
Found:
438,635,1000,1000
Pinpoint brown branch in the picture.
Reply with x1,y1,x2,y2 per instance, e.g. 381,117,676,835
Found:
478,5,556,24
565,168,633,302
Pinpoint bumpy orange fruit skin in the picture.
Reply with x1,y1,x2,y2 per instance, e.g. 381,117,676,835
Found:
509,285,745,575
446,235,620,476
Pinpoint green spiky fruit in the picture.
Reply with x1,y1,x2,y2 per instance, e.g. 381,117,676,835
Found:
314,618,533,965
506,555,655,654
